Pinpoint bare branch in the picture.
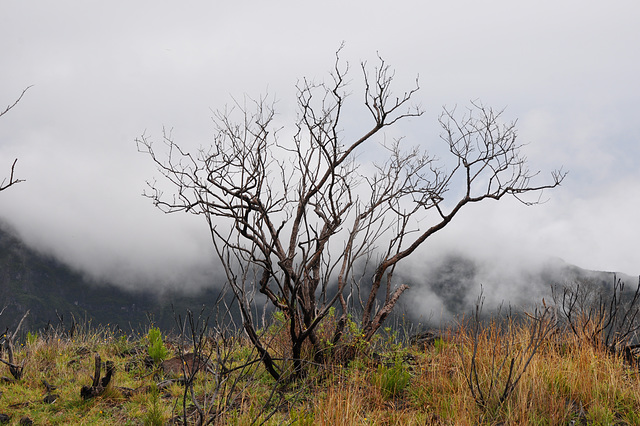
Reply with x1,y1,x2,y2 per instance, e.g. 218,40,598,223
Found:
0,86,32,119
1,87,32,191
0,158,25,191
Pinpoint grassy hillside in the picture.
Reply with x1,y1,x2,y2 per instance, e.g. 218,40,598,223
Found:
0,305,639,425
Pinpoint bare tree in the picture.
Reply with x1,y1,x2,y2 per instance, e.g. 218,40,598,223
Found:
138,50,565,379
460,292,554,419
0,86,31,192
0,310,30,380
554,274,640,361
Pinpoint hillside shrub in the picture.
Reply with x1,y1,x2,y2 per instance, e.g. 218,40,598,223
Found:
376,361,411,399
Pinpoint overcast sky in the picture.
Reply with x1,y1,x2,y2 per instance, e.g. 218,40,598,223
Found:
1,1,639,296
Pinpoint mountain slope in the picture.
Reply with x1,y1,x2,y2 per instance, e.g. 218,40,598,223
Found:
1,221,636,333
0,222,224,333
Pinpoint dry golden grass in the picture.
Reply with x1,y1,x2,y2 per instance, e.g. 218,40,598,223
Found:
0,313,639,425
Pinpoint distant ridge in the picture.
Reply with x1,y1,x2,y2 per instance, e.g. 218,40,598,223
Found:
396,252,637,325
0,221,636,333
0,222,225,333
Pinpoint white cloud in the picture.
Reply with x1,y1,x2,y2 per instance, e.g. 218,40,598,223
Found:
1,0,639,294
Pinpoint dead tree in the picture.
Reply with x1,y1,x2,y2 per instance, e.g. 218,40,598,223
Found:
80,354,115,400
555,274,640,360
0,86,31,192
0,310,30,380
138,49,565,379
460,293,554,416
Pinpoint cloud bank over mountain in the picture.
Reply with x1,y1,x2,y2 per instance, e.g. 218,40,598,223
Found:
1,1,638,296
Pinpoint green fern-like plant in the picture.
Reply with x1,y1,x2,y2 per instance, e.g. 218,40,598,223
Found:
147,326,168,364
26,331,38,346
143,383,165,425
377,362,411,399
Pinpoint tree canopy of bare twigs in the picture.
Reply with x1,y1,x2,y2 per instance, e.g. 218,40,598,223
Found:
0,86,31,192
138,50,566,379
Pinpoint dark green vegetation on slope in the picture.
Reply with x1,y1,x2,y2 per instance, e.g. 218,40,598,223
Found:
0,223,226,333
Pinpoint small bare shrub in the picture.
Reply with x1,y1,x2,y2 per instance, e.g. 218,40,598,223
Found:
554,274,640,362
459,292,554,420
